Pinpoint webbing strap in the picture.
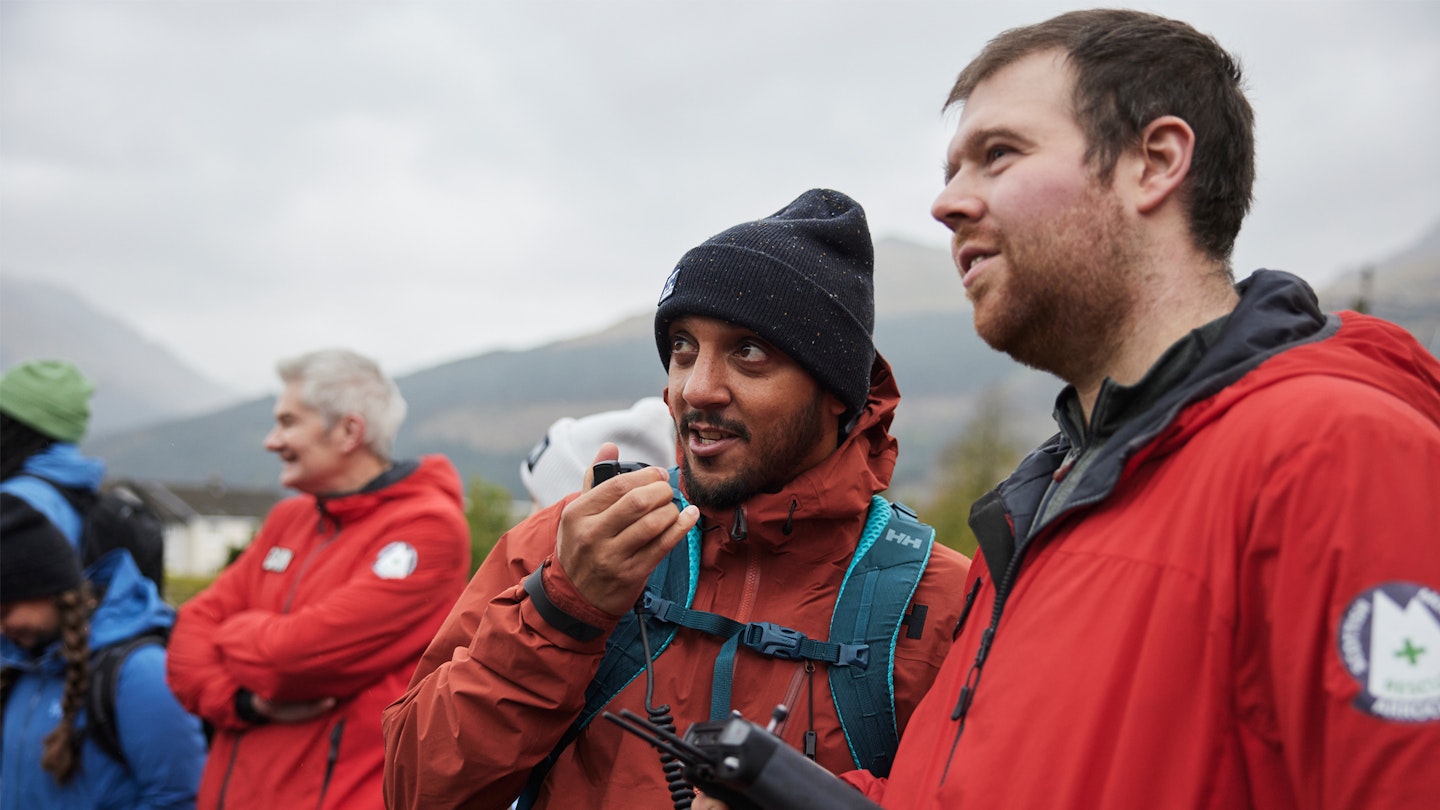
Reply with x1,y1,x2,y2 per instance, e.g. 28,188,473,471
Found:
675,499,889,719
709,633,742,721
643,592,869,667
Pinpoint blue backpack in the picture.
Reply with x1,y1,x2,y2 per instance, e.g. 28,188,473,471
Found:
520,473,934,804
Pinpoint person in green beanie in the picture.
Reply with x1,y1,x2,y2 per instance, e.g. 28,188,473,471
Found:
0,359,107,548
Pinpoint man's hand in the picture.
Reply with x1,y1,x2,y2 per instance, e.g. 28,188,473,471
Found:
692,792,729,810
555,443,699,615
251,694,337,724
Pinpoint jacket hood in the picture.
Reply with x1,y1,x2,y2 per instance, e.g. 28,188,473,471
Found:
17,444,105,490
991,269,1439,549
1141,270,1440,457
684,352,900,548
309,455,465,528
0,549,172,673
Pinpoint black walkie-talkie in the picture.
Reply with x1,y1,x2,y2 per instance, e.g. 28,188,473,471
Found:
592,460,651,484
605,708,883,810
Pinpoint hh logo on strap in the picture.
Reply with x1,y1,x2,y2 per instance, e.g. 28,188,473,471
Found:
1338,582,1440,723
885,528,922,550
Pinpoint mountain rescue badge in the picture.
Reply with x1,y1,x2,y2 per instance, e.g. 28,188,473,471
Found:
373,541,419,580
1338,582,1440,722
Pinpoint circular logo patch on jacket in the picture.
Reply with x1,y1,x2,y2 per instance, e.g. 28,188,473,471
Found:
373,541,419,580
1337,582,1440,722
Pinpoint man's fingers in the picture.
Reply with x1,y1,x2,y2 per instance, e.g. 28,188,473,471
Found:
624,503,700,573
583,442,621,490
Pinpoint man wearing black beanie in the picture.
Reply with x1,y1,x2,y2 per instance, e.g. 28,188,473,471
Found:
386,189,973,810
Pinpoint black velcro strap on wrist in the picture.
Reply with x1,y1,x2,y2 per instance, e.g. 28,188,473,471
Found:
234,688,270,725
523,565,604,642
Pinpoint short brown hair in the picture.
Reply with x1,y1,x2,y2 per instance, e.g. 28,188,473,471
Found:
946,9,1254,263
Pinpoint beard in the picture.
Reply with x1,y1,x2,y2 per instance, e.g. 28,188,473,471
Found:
679,393,830,510
966,179,1142,385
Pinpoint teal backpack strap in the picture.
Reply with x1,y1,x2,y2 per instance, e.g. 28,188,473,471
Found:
517,469,699,810
698,500,887,722
828,496,934,778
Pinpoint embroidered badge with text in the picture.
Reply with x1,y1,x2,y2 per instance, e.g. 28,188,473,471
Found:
373,541,419,580
262,547,294,573
1338,582,1440,722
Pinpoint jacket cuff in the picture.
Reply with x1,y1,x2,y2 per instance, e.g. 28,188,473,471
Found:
523,563,607,642
234,689,270,725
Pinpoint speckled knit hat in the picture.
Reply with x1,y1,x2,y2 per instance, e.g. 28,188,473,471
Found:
654,188,876,420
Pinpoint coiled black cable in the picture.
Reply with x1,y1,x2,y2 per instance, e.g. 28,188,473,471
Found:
636,603,694,809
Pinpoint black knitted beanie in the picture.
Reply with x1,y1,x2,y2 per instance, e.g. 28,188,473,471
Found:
1,492,83,603
654,188,876,420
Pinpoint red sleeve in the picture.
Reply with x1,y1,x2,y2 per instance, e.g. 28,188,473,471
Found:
1242,377,1440,809
892,543,972,735
382,501,622,810
166,521,272,730
839,769,888,802
211,511,470,701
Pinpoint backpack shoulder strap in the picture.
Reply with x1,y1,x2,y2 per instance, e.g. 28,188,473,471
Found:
827,496,934,778
517,468,698,809
84,631,168,771
20,473,94,512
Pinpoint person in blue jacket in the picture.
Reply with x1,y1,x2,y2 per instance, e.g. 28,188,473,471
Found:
1,493,206,809
0,359,107,545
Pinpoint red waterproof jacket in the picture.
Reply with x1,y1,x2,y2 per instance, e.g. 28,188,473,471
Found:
382,356,971,809
843,271,1440,809
167,456,471,810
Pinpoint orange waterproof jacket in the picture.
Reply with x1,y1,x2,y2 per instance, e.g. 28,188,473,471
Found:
167,455,471,810
383,356,971,809
842,271,1440,809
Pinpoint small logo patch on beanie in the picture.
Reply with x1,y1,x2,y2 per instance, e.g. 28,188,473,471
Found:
658,266,680,305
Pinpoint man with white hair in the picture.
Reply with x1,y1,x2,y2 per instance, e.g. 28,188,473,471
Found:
167,348,471,810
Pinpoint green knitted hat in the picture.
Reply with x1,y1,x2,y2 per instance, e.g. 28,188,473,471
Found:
0,360,95,443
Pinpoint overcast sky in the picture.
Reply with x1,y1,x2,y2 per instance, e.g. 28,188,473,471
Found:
3,0,1438,397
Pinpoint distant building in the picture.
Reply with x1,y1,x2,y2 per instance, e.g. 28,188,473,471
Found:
115,478,283,577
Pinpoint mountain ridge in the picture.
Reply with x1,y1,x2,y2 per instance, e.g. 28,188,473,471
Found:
7,225,1438,503
0,275,241,436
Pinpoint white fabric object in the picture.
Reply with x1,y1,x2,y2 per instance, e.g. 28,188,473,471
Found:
520,397,677,508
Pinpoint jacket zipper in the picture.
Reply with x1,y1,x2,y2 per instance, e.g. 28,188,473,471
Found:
284,505,341,613
221,502,341,809
939,542,1028,785
216,729,246,809
317,718,345,809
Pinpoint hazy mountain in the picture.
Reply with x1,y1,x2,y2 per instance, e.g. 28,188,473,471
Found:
81,237,1038,501
1316,218,1440,355
0,275,242,437
59,226,1440,503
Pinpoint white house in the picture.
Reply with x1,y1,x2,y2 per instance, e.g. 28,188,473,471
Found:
118,478,283,578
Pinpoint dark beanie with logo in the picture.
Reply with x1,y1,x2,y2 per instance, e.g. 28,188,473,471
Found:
654,188,876,422
1,493,83,603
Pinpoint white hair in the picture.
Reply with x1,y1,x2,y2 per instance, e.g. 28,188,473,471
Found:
276,349,407,461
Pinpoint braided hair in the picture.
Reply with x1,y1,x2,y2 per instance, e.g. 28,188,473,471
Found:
39,585,96,784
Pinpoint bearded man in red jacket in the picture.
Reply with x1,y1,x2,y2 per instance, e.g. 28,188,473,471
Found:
382,188,972,809
167,348,471,810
